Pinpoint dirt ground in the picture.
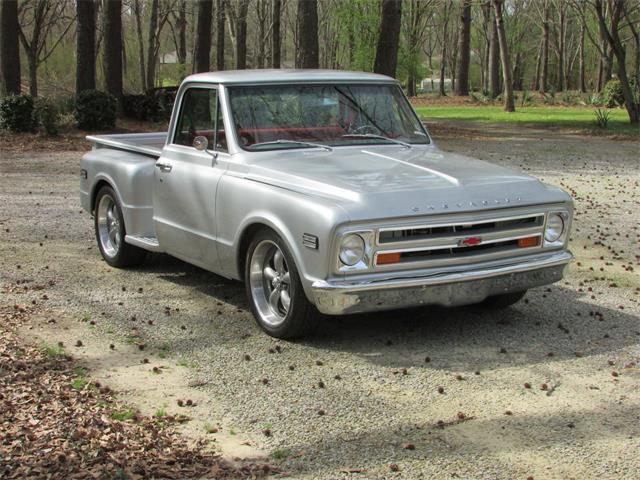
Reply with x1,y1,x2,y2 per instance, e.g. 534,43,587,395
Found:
1,122,639,479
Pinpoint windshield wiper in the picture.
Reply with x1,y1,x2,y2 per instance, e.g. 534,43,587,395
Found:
248,139,333,151
341,133,412,149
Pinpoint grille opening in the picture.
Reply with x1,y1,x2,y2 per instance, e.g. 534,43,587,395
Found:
379,215,543,244
397,239,535,263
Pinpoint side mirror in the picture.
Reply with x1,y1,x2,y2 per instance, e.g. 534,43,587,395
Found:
193,135,208,151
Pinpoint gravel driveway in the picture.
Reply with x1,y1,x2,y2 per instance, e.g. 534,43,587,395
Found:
1,125,639,479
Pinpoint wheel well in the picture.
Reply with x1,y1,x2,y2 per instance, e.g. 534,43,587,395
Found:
237,223,271,280
90,180,112,213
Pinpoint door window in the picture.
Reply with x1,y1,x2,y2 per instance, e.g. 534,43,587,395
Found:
173,88,226,152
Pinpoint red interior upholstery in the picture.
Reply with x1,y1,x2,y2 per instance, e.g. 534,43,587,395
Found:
238,126,345,145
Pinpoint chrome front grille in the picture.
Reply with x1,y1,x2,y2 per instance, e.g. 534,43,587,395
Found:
374,213,545,268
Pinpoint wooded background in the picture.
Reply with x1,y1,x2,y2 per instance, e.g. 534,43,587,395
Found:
0,0,638,122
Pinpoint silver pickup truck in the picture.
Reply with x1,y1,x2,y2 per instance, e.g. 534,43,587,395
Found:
80,70,573,339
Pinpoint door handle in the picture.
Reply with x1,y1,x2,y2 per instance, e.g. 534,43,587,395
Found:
155,162,172,173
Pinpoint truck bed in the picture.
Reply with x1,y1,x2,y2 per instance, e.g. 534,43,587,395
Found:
86,132,167,159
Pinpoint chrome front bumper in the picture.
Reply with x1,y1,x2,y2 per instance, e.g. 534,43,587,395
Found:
311,250,572,315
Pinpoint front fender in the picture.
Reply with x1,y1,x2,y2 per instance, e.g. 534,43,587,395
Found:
215,175,349,300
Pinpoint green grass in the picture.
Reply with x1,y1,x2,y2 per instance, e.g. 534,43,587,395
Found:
111,409,136,421
414,105,638,135
269,448,291,460
41,343,67,359
154,408,167,419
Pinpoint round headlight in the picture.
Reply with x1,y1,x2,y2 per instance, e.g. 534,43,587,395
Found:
339,234,365,266
545,213,565,243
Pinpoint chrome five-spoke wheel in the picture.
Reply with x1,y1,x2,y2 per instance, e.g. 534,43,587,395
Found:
97,194,121,258
249,240,291,326
93,185,146,268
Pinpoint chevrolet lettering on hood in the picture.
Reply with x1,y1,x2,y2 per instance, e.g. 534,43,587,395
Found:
80,69,573,339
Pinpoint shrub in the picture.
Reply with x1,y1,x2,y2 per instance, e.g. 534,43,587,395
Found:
602,80,624,108
122,87,176,122
34,97,60,136
0,94,37,132
75,90,117,130
582,92,602,106
123,93,161,121
593,108,611,128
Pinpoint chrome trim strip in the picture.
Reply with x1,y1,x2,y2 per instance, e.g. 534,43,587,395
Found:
314,250,572,293
374,233,542,257
377,212,544,233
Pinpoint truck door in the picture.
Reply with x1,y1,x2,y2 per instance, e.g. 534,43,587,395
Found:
153,86,227,271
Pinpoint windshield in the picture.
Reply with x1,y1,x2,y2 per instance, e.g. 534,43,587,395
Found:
227,84,429,151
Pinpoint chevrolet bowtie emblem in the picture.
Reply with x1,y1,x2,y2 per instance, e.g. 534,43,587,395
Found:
458,236,482,247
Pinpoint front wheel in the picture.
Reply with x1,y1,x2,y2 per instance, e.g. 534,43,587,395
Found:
94,186,146,268
245,230,316,339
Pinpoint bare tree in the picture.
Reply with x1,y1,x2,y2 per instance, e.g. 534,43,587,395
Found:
146,0,159,88
538,0,550,92
491,0,514,111
373,0,402,78
272,0,281,68
133,0,146,90
439,1,452,96
195,0,213,73
236,0,249,69
216,0,225,70
1,0,22,95
592,0,639,123
17,0,75,97
454,0,472,95
76,0,96,94
403,0,435,96
296,0,319,68
103,0,123,102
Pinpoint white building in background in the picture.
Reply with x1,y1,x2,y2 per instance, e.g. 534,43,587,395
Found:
420,77,453,93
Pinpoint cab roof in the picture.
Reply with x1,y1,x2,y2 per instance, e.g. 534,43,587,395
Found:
184,69,398,85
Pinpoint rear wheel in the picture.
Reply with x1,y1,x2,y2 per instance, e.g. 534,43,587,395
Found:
245,229,316,339
482,290,527,309
94,186,146,268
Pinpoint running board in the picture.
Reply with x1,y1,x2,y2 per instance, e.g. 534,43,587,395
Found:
124,235,163,252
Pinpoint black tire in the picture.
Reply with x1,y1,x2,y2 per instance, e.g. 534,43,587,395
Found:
244,229,316,339
482,290,527,309
94,186,147,268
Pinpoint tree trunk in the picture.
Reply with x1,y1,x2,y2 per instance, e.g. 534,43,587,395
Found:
76,0,96,94
439,3,449,96
195,0,212,73
578,20,586,93
146,0,159,89
556,3,565,92
534,39,542,91
454,0,472,95
594,0,639,123
488,8,500,97
481,1,491,92
373,0,402,77
296,0,319,68
133,0,146,91
272,0,281,68
236,0,249,69
216,0,225,70
539,0,549,93
103,0,123,103
27,55,37,97
491,0,514,112
0,0,21,95
178,1,187,64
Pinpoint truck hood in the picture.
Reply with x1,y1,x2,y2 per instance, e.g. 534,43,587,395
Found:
241,145,570,221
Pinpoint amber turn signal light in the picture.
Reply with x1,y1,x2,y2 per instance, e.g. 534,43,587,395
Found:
517,236,540,248
376,252,401,265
